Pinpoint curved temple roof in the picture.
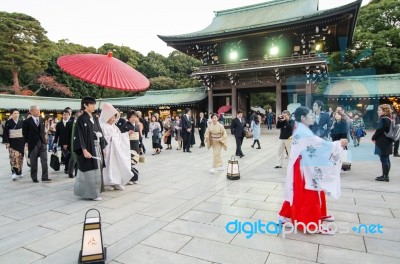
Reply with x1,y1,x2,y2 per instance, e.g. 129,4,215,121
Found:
158,0,362,42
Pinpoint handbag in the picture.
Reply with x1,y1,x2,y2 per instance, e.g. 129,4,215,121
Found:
227,155,240,180
50,153,60,171
139,154,146,163
129,131,140,141
245,129,253,139
340,148,352,171
355,128,365,138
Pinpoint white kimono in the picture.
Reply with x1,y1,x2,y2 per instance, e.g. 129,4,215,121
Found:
99,103,132,186
284,122,343,205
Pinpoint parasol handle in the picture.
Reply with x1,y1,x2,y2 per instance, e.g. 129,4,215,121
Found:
98,87,105,110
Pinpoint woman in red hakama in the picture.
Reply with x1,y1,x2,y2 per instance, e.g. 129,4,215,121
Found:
279,106,347,234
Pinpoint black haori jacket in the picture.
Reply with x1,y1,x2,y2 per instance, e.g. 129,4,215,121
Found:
73,111,107,172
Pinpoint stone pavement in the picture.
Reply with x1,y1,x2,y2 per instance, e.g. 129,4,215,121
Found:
0,128,399,264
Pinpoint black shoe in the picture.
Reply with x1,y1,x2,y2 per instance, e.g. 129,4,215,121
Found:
32,180,39,183
64,170,68,174
251,145,254,148
68,174,74,178
256,147,261,149
42,179,52,183
274,166,282,169
187,150,192,153
375,176,389,182
239,154,244,158
394,153,400,157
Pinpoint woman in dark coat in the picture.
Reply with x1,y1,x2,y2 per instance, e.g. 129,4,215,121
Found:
372,104,393,182
330,112,348,143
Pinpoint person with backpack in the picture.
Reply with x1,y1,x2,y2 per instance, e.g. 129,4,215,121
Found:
372,104,394,182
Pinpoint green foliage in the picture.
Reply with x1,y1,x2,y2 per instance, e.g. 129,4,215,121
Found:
329,0,400,75
149,76,176,90
0,12,51,89
250,93,276,110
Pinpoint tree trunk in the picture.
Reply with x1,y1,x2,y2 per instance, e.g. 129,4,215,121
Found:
11,69,20,94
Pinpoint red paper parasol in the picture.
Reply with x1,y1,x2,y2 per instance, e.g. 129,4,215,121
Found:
57,52,150,92
217,105,232,116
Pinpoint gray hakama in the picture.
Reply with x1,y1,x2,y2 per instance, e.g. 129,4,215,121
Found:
74,140,104,199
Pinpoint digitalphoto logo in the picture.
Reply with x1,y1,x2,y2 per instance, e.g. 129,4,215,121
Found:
225,219,383,239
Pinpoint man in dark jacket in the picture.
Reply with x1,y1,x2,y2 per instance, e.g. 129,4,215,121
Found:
231,110,246,158
22,105,51,183
310,100,331,138
73,97,107,200
275,110,293,168
181,108,192,153
54,109,72,175
198,112,207,148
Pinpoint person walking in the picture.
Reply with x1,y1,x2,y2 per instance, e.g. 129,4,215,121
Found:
266,108,275,130
73,97,106,201
149,115,162,155
198,112,207,148
182,108,192,153
163,116,173,150
54,109,72,175
351,114,365,147
250,114,261,149
3,109,25,180
205,113,228,173
173,116,183,150
373,104,394,182
275,110,293,169
99,103,131,191
231,110,246,158
22,105,51,183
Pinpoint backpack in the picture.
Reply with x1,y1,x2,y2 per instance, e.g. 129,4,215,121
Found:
382,117,400,141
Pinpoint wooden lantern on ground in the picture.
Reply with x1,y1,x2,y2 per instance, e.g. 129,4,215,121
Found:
227,155,240,180
79,209,107,264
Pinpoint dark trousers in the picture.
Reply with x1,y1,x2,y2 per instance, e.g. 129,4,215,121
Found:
235,136,244,155
182,132,191,151
394,140,399,154
267,122,272,130
30,141,49,181
199,132,205,146
68,157,77,176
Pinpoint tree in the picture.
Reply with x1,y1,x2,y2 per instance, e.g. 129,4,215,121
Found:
328,0,400,74
149,76,176,90
0,12,51,93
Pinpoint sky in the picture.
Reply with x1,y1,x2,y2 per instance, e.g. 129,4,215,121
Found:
1,0,371,57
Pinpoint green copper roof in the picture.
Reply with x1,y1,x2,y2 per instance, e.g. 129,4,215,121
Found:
106,87,207,107
324,74,400,97
158,0,362,42
0,87,207,111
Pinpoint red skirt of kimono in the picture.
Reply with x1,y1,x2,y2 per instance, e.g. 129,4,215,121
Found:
279,156,328,231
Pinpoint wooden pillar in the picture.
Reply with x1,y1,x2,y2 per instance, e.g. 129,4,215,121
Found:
232,85,237,117
276,81,282,115
207,88,213,114
305,82,312,108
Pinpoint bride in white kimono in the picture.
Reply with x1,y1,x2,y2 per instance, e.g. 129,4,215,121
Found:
99,103,132,190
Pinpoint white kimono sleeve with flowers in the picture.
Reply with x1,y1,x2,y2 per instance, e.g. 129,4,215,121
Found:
284,122,343,205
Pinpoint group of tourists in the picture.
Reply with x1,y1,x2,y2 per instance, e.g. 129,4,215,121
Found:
1,98,399,236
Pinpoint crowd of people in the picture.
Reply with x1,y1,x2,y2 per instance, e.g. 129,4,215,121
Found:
0,98,399,234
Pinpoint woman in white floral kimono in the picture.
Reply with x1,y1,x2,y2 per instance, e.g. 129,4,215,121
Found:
279,106,347,235
99,103,132,191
